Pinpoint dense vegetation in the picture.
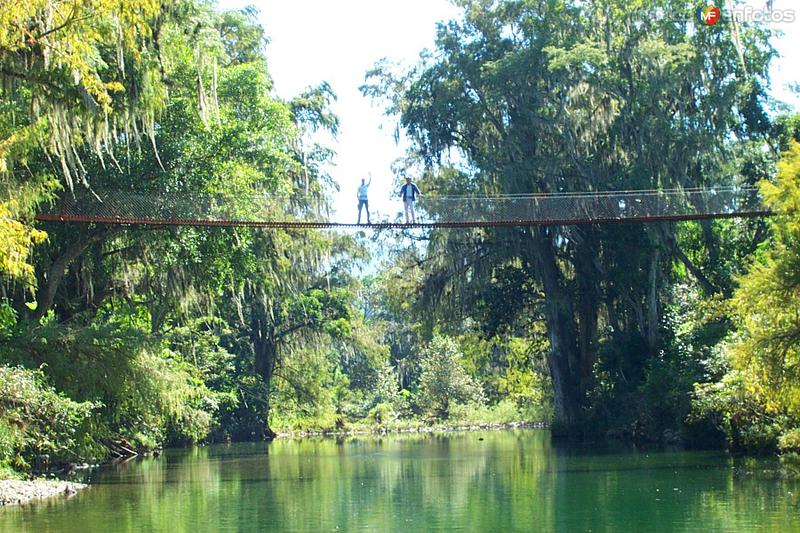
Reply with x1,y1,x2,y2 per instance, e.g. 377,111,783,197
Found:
0,0,799,475
363,0,800,447
0,0,545,473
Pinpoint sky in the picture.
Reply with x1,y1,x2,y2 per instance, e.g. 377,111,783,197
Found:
215,0,460,223
215,0,800,223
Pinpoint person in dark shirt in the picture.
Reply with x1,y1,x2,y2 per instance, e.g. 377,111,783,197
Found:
399,176,421,224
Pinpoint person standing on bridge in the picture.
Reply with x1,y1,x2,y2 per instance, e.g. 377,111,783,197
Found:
399,176,421,224
357,173,372,224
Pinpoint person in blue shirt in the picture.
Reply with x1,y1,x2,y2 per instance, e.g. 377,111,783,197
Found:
399,176,421,224
357,173,372,224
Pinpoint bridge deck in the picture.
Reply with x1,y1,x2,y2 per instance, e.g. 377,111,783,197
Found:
34,211,771,228
35,186,769,228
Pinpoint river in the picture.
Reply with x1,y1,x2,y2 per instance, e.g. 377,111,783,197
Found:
1,429,799,532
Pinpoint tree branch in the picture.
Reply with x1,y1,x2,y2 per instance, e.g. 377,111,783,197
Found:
671,242,720,295
33,226,120,320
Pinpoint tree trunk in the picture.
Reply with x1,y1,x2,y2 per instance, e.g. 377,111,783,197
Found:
32,228,114,320
574,239,599,385
533,228,582,436
701,220,719,267
671,240,719,295
646,247,660,353
252,316,278,440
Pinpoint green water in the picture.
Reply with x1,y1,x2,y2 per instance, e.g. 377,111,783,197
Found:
2,430,799,532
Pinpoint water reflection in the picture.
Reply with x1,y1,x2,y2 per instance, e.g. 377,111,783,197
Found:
2,430,799,532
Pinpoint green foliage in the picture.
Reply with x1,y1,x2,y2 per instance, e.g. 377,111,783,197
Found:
217,375,269,441
0,195,49,285
6,0,789,467
692,141,800,452
0,463,23,480
217,6,268,65
582,283,730,443
364,0,776,435
728,141,800,433
0,0,382,467
778,429,800,454
772,114,800,152
693,372,783,453
459,332,550,411
0,0,190,280
417,336,485,420
367,403,395,426
1,310,217,451
0,366,99,470
449,399,530,426
0,301,16,338
371,361,402,411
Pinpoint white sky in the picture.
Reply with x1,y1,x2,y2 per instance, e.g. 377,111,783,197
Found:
215,0,460,223
215,0,799,223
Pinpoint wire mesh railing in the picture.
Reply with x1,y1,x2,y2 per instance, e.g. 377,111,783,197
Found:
35,186,770,228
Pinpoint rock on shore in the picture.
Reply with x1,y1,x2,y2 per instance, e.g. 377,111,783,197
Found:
0,480,87,506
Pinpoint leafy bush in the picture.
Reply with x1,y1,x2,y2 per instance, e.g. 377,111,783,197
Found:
0,301,16,339
416,336,484,419
692,371,784,453
216,374,268,441
779,429,800,453
0,366,100,470
0,419,21,467
690,142,800,453
450,399,520,425
2,313,218,452
367,402,395,426
457,331,550,412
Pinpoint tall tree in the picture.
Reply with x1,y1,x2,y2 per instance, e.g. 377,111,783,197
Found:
3,2,352,447
0,1,185,280
365,0,774,433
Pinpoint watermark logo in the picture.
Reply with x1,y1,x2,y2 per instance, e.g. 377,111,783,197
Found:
692,1,796,26
731,4,796,23
696,1,721,26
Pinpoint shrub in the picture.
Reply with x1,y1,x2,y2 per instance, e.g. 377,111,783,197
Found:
416,336,484,420
779,429,800,453
450,399,519,425
367,402,395,426
0,366,100,470
692,371,784,453
2,315,218,452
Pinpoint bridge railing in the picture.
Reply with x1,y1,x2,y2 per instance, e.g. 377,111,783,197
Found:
37,186,767,227
416,186,765,224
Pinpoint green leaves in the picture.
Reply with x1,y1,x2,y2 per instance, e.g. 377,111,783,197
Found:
0,302,16,339
417,336,484,420
543,42,609,72
692,140,800,451
0,365,99,470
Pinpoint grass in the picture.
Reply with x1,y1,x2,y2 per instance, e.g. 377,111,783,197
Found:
0,464,24,480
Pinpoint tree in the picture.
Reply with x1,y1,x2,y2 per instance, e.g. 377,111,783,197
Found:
2,2,353,452
417,336,484,419
696,141,800,452
0,1,183,279
364,0,775,434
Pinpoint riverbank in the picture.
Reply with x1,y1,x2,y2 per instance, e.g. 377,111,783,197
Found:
277,420,546,438
0,480,87,507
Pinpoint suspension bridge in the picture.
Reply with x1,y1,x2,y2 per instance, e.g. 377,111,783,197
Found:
34,186,770,229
